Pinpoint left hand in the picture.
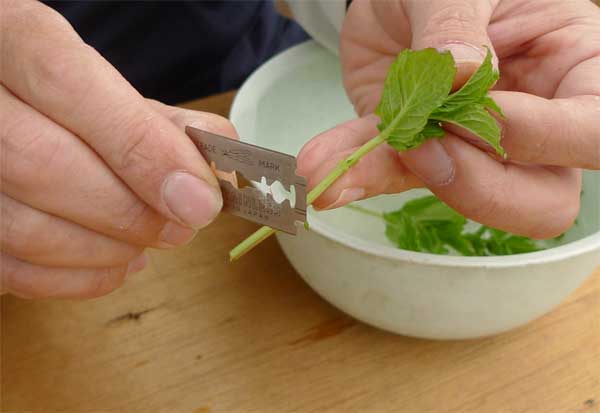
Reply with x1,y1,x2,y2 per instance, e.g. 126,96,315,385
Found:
297,0,600,239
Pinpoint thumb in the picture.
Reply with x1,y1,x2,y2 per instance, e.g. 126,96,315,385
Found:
399,1,499,192
404,0,498,89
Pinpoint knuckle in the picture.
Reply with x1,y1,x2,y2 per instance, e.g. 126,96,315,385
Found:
29,44,97,100
113,114,159,173
421,4,483,43
2,127,65,182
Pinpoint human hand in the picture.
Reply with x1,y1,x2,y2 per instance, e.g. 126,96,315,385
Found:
298,0,600,238
0,0,237,299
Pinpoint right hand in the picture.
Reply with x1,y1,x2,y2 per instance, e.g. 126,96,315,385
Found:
0,0,237,299
299,0,600,239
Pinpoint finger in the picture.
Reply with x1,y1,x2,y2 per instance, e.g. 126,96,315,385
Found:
0,194,143,268
340,0,410,116
297,115,422,208
400,135,581,239
486,91,600,169
403,0,499,89
147,99,239,139
0,252,147,300
308,145,422,210
2,1,226,229
0,85,194,248
297,115,382,177
555,55,600,98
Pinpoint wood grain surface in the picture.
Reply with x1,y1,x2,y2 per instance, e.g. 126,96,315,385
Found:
2,91,599,413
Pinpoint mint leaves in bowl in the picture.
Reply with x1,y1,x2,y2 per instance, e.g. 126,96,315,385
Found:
347,195,564,257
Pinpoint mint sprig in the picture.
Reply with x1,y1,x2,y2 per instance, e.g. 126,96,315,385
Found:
374,48,455,151
383,196,467,254
377,47,504,155
230,47,504,260
380,196,548,256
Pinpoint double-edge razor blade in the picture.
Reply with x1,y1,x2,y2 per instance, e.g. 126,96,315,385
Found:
186,126,307,234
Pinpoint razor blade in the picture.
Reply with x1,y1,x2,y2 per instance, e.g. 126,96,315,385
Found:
186,126,307,234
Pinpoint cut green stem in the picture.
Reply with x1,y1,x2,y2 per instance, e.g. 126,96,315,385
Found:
229,226,276,261
229,133,388,261
306,133,387,204
344,204,384,219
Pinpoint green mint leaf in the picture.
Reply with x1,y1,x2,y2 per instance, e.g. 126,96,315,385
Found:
432,103,504,156
435,48,498,113
370,196,556,256
415,120,445,142
376,47,504,155
383,196,466,255
384,212,418,251
426,47,505,156
375,49,456,151
478,227,541,255
440,231,478,256
481,96,505,117
463,233,487,256
401,195,465,226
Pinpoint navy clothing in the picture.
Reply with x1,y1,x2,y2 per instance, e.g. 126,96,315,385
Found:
43,1,309,104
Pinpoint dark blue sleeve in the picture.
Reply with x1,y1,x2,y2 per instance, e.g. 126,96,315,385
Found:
42,1,309,104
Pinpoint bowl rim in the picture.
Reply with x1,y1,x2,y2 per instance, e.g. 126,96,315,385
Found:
231,40,600,269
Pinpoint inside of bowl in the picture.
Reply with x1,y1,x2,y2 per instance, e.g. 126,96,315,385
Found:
235,42,355,154
235,41,600,252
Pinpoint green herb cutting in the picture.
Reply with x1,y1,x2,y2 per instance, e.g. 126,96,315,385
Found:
2,0,599,300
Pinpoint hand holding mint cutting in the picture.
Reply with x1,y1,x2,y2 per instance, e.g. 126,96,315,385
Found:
298,0,600,238
233,0,600,260
231,47,503,259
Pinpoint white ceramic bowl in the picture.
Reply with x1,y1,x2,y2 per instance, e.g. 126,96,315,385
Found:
230,41,600,339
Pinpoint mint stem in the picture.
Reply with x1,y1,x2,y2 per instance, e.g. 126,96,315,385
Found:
229,133,388,261
344,203,384,219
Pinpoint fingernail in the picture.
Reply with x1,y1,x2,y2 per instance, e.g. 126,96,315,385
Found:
440,42,486,64
127,253,148,275
321,187,366,210
158,221,197,248
162,171,223,228
401,140,455,186
439,43,491,90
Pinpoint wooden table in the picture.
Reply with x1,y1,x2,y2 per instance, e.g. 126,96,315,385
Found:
2,91,599,413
